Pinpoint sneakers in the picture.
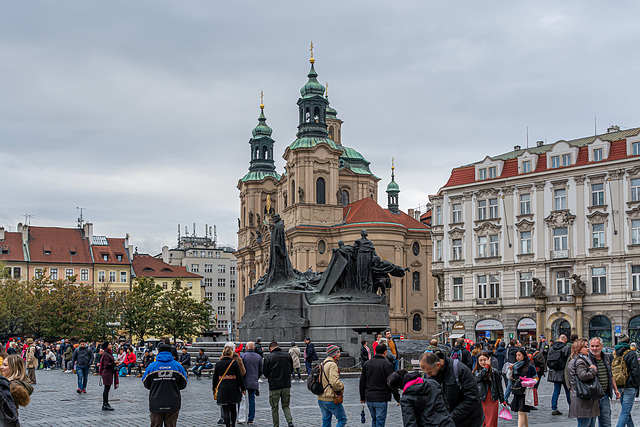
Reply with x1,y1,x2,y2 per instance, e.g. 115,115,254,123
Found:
76,388,82,394
136,374,142,378
552,410,563,415
288,422,295,427
217,419,225,425
102,403,114,411
82,389,87,394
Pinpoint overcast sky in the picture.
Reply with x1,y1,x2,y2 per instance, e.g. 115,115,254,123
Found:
2,1,639,254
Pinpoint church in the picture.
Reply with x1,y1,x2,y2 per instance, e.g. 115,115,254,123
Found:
234,48,435,340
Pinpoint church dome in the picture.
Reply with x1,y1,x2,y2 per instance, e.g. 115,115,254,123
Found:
300,63,326,99
251,109,272,137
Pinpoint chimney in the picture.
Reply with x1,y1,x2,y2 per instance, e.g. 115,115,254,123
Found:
514,145,521,151
607,125,620,133
0,227,4,241
536,140,544,147
162,245,169,263
83,222,93,244
408,208,414,218
18,223,28,242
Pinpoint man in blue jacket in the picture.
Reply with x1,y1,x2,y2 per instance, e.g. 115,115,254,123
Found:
142,343,188,427
241,341,263,424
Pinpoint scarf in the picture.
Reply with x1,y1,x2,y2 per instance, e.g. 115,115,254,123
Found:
513,360,524,373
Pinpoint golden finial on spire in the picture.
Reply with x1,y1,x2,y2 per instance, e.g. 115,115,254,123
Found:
392,157,395,171
309,40,315,64
325,82,328,97
260,90,264,110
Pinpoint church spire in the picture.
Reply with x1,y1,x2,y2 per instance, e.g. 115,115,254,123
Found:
386,158,400,214
248,92,276,174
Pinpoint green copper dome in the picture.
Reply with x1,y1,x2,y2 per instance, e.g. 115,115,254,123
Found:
326,104,338,119
386,180,400,192
300,63,326,99
340,146,365,161
289,136,338,150
240,170,281,183
251,109,272,137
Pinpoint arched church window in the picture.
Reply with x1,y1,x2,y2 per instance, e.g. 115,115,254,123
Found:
329,126,334,140
316,177,326,204
291,180,296,204
254,147,259,159
305,108,311,123
262,146,269,159
412,271,420,291
314,106,320,123
341,190,349,206
413,314,422,331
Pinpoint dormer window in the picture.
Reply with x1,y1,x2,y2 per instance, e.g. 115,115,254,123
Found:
1,247,9,255
551,156,560,169
488,167,497,179
633,141,640,156
562,154,571,167
522,160,531,173
593,148,603,162
479,168,487,180
116,253,123,262
102,254,109,261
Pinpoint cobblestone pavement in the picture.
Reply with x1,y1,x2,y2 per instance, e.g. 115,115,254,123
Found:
18,370,640,426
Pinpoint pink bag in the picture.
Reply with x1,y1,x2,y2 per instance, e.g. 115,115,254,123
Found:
498,408,512,420
520,377,537,388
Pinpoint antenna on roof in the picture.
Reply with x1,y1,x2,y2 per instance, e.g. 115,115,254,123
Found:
76,207,84,228
214,225,217,248
526,126,529,149
178,224,181,242
24,213,34,226
594,116,597,136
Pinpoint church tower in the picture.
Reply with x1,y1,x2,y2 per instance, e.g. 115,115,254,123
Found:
325,83,343,145
386,159,400,214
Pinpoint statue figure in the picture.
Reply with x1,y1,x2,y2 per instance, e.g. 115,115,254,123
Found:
333,241,356,292
264,213,294,285
571,274,587,296
432,272,444,301
371,256,409,294
249,211,254,226
298,187,305,202
237,218,241,229
353,229,377,292
532,277,546,297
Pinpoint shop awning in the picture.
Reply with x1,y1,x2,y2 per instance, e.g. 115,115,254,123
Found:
449,333,465,340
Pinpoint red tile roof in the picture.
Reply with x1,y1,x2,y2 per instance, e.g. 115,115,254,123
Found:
610,140,628,161
27,226,92,264
92,238,131,265
132,254,202,279
444,165,475,187
501,158,518,179
0,231,25,262
340,197,429,231
420,209,432,227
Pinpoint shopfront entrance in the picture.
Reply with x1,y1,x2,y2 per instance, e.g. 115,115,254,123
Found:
552,319,571,341
517,318,537,345
475,319,504,343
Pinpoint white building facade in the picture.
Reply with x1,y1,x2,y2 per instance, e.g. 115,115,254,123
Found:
430,126,640,346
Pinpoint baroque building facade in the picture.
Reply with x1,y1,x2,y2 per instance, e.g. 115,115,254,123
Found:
430,126,640,346
235,53,435,339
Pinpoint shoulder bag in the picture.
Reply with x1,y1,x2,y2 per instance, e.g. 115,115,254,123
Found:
214,360,235,400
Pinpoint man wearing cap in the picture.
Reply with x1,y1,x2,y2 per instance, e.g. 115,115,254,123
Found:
318,345,347,427
539,335,550,360
614,334,640,427
25,338,37,384
263,341,294,427
142,343,188,427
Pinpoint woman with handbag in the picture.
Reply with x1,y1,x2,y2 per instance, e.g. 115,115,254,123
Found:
212,345,246,427
473,352,506,427
566,339,600,426
509,349,538,427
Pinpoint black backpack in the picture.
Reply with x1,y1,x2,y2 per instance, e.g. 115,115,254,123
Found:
307,362,329,395
547,347,565,371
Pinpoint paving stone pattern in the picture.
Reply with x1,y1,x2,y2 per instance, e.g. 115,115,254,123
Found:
19,370,640,426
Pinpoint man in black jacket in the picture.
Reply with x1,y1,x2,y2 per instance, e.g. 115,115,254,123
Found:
450,338,473,370
360,339,371,367
421,351,483,427
191,348,212,379
303,337,318,375
178,348,191,370
359,343,399,426
546,334,571,415
263,341,294,427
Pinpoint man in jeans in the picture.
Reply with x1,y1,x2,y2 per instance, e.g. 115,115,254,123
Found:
588,337,620,427
303,337,318,375
359,343,399,427
546,334,571,415
71,339,94,393
614,334,640,427
263,341,294,427
191,348,212,379
318,345,347,427
241,341,263,425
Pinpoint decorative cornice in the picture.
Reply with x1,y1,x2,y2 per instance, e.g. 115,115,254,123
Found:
448,227,465,239
608,168,625,179
627,165,640,177
516,184,533,193
587,173,606,184
410,260,423,267
476,188,500,198
515,218,535,232
449,195,463,202
544,210,576,228
473,222,502,234
550,179,569,189
501,185,515,195
626,205,640,219
586,210,609,224
574,174,586,185
462,191,474,201
534,181,546,190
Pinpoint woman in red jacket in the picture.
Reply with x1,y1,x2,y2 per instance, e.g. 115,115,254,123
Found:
124,347,137,377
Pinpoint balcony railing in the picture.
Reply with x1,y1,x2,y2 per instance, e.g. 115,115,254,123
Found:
475,298,501,306
547,295,574,303
551,249,570,260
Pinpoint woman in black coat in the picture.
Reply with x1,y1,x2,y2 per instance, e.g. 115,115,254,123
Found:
212,346,246,427
509,349,538,427
473,352,505,427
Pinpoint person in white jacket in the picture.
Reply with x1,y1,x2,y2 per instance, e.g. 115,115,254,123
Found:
288,342,302,382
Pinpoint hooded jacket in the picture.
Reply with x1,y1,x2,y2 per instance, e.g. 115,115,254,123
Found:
142,351,188,413
0,376,18,427
400,378,456,427
614,343,640,390
450,345,473,370
431,357,483,427
547,341,571,384
494,344,507,370
72,346,94,368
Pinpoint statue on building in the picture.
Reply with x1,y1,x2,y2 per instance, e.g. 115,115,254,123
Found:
571,274,587,296
248,211,254,226
532,277,546,297
432,272,444,301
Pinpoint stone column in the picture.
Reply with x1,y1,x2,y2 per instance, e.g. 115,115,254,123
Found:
534,182,546,262
574,175,586,257
575,295,584,337
534,298,546,339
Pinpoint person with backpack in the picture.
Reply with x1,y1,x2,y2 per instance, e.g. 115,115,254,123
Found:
613,334,640,427
526,341,546,388
359,343,400,427
451,338,473,370
303,338,318,376
421,350,483,427
539,336,550,360
546,334,571,416
589,337,620,427
316,345,346,427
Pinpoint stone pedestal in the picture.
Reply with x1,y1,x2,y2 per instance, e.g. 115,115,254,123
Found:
238,292,309,342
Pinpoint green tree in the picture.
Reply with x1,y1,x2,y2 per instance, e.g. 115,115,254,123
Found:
0,277,34,335
157,278,212,342
122,277,163,341
86,283,125,342
34,279,96,339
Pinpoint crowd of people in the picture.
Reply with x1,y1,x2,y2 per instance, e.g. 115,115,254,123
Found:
2,331,640,427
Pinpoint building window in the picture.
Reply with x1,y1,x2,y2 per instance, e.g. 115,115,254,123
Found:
632,266,640,292
479,168,487,180
592,267,607,294
35,269,43,279
478,236,487,258
102,254,109,261
230,294,236,302
191,251,197,257
316,177,326,204
230,266,236,275
592,183,604,206
218,278,226,287
200,251,206,257
204,278,213,286
478,275,487,299
551,156,560,169
341,190,349,206
191,264,199,273
412,272,420,291
557,270,570,295
488,198,498,219
562,153,572,167
477,200,487,220
436,240,442,261
592,224,605,248
109,271,116,282
452,277,463,301
218,306,226,315
116,254,123,262
216,252,221,258
98,271,105,282
631,179,640,202
81,269,89,281
489,235,499,257
205,292,213,299
593,148,603,162
120,271,127,283
208,251,214,258
520,272,533,297
520,194,531,215
412,314,422,331
452,203,462,223
412,242,420,256
163,282,168,290
50,268,58,280
66,269,74,279
488,166,497,179
218,292,226,301
436,206,442,225
632,220,640,245
218,265,226,273
553,227,568,251
520,231,532,254
522,160,531,173
489,275,500,298
217,320,227,329
554,189,567,210
205,264,213,273
230,279,236,288
452,239,462,260
633,142,640,156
